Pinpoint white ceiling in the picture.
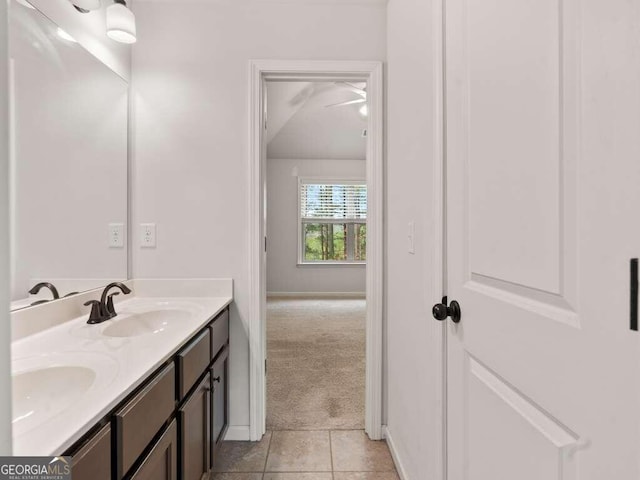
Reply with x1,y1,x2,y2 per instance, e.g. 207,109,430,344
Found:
266,81,367,160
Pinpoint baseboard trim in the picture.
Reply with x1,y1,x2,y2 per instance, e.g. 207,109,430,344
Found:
384,426,409,480
267,291,366,298
224,425,251,441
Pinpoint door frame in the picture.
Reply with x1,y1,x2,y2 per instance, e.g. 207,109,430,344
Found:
434,0,447,476
248,59,384,441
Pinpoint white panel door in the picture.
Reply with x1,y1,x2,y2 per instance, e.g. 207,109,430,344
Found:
444,0,640,478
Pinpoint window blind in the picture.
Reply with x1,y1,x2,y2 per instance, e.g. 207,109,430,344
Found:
300,181,367,221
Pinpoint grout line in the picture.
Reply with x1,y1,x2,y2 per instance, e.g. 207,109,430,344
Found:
261,471,392,473
329,430,335,474
262,427,362,434
263,430,273,473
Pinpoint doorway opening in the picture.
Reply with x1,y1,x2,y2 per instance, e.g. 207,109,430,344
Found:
265,80,369,431
248,61,384,441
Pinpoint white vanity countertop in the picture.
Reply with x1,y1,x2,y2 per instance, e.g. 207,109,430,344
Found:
11,292,232,456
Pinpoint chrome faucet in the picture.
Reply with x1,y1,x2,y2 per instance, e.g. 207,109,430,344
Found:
85,282,132,324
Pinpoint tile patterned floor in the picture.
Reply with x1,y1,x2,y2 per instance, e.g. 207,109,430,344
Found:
212,430,399,480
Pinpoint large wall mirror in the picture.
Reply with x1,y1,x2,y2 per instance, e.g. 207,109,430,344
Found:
9,0,129,310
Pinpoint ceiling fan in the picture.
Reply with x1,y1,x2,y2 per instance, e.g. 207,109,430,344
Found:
325,82,367,115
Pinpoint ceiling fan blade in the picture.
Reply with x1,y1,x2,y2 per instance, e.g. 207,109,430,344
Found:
336,82,367,97
325,98,367,108
343,81,367,90
289,84,316,106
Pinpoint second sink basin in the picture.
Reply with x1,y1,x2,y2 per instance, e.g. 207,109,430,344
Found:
12,352,119,437
13,366,95,433
102,310,192,338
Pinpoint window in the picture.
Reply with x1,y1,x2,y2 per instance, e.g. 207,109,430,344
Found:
298,178,367,264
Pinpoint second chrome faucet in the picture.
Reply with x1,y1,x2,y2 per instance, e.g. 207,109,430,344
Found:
84,282,132,324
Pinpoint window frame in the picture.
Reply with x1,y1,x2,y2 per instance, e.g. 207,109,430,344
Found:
297,176,367,266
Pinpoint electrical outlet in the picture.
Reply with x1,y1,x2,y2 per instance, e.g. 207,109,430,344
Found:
408,221,415,254
109,223,124,248
141,223,156,248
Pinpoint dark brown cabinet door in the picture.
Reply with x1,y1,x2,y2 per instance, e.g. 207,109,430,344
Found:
71,424,111,480
179,373,211,480
210,347,229,468
129,420,178,480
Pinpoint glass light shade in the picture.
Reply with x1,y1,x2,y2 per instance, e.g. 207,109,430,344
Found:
69,0,101,10
106,3,137,44
57,27,77,43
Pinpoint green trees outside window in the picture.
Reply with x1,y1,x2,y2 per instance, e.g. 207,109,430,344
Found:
299,181,367,263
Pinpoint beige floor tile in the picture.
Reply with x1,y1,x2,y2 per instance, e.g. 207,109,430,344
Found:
265,430,332,472
263,474,332,480
330,430,396,472
211,474,264,480
213,432,272,472
333,473,400,480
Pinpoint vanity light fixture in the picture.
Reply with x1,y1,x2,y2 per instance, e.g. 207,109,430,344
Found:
68,0,101,13
106,0,137,44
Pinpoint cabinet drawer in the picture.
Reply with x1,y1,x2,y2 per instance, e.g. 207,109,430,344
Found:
114,363,176,480
209,309,229,361
71,424,111,480
129,420,178,480
176,328,211,400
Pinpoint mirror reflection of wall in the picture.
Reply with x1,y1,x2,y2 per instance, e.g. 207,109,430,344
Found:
9,0,129,310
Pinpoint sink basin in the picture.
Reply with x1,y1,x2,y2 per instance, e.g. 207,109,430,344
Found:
11,351,118,441
13,366,95,433
102,310,191,338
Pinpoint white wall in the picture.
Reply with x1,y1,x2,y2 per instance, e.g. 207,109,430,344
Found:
132,0,386,436
266,158,366,294
386,0,443,478
0,0,12,455
25,0,132,80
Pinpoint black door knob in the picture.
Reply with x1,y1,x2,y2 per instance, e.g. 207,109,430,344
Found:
432,302,449,321
432,297,462,323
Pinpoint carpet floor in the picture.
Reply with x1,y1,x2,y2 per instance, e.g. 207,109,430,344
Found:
266,297,366,431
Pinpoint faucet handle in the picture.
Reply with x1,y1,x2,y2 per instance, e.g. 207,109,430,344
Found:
106,292,120,317
84,300,103,324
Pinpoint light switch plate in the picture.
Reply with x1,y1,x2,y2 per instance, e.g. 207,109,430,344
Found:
141,223,156,248
109,223,124,248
